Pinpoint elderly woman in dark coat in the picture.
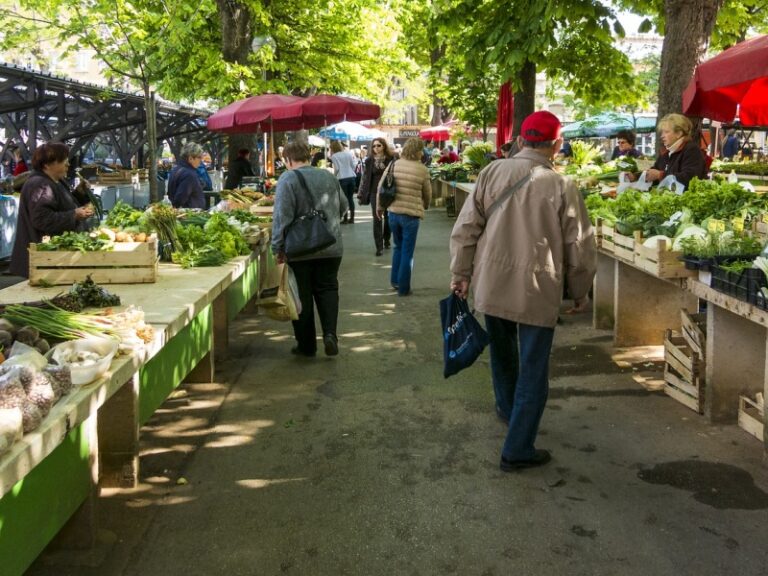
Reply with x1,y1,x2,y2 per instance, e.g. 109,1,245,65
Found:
10,142,94,277
167,142,206,209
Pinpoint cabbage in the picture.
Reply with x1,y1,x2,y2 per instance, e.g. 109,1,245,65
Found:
672,225,707,251
643,235,673,250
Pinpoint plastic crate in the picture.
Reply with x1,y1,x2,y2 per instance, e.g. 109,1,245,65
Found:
709,265,766,303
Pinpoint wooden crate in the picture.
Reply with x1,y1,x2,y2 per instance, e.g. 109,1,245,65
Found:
97,170,132,185
633,234,696,279
738,395,764,441
680,309,706,356
613,230,635,263
663,329,704,414
29,239,158,286
249,205,274,216
596,219,614,253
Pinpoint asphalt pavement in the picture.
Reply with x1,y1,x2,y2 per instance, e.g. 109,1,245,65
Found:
27,208,768,576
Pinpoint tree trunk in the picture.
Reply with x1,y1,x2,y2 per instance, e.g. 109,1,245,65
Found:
215,0,259,175
512,60,536,138
657,0,724,148
143,84,159,203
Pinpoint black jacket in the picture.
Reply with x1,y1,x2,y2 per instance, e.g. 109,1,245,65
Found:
225,157,255,189
357,156,392,205
10,172,90,277
652,140,707,189
168,160,205,209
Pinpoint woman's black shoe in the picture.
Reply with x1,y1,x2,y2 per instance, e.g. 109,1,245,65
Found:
323,334,339,356
500,449,551,472
376,249,383,256
291,346,316,358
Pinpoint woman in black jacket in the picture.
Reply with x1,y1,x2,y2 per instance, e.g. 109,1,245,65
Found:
645,114,707,189
10,143,94,277
357,137,394,256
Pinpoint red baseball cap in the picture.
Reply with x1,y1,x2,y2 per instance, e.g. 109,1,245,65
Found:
520,111,562,142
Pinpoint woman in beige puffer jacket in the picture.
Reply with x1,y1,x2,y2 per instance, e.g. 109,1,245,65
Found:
376,137,431,296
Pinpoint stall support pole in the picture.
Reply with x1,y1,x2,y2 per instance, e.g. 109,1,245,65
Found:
98,375,139,488
593,252,616,330
614,261,697,346
705,304,766,423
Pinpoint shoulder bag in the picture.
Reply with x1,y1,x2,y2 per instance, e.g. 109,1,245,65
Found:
283,170,337,258
378,160,397,209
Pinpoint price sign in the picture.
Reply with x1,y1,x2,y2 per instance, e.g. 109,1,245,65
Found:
731,217,745,233
707,219,726,233
761,213,768,224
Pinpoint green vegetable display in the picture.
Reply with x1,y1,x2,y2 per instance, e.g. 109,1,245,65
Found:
35,231,112,252
105,200,145,229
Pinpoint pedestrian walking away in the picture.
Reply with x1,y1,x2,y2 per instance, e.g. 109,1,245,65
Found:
271,141,348,358
448,110,597,471
330,140,358,224
378,137,431,296
357,137,394,256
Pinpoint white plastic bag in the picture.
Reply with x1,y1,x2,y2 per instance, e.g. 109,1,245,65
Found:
617,171,653,194
658,174,685,195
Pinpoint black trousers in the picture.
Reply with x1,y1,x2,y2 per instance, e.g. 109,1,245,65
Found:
371,203,391,251
289,257,342,354
339,177,356,221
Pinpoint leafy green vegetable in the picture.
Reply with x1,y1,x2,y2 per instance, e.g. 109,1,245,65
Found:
36,231,113,252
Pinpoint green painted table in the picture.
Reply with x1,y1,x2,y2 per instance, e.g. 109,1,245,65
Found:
0,248,273,575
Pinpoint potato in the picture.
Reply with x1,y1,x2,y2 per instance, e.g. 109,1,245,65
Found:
135,232,147,242
115,231,128,242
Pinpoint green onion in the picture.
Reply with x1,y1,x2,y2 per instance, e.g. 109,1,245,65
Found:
2,304,120,341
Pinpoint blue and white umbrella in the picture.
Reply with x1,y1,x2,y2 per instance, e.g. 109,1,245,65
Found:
319,121,386,141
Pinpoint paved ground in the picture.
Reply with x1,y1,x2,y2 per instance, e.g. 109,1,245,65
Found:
28,209,768,576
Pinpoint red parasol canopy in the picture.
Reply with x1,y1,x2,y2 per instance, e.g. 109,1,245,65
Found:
297,94,381,127
495,81,514,155
419,125,451,142
682,35,768,125
207,93,381,133
206,94,306,133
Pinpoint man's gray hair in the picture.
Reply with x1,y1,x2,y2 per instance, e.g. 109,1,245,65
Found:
180,142,204,161
521,139,556,149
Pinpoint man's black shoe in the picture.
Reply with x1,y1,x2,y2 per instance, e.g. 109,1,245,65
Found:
291,346,316,358
500,449,551,472
323,334,339,356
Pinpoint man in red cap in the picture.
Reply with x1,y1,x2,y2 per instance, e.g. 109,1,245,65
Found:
448,110,596,471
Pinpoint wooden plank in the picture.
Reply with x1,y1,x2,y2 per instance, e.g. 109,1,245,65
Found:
681,309,706,355
665,380,703,413
687,279,768,328
664,367,700,398
738,396,764,441
28,240,158,285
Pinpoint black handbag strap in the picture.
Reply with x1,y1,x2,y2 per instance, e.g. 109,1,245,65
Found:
292,169,317,212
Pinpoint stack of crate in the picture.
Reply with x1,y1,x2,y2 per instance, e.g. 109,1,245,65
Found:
663,309,706,413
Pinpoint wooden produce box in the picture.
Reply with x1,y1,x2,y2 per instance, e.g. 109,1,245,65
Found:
633,234,696,279
29,238,158,286
738,395,764,441
97,170,132,185
663,329,704,414
249,205,274,216
596,221,635,262
680,309,706,356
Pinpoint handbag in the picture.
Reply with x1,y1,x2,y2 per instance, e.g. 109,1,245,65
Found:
439,294,489,378
377,160,397,209
284,170,337,258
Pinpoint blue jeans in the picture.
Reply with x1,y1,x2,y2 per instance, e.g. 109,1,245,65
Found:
485,315,555,461
387,212,420,295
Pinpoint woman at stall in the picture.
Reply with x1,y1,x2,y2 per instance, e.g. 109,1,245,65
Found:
167,142,206,209
644,114,707,189
329,140,358,224
10,142,94,277
357,137,394,256
377,137,431,296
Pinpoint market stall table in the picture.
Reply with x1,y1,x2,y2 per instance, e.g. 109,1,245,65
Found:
0,249,272,576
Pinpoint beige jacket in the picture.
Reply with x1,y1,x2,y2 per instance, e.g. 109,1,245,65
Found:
449,149,596,328
377,159,431,217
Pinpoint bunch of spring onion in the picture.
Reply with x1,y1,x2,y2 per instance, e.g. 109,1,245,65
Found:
145,203,179,262
1,304,121,342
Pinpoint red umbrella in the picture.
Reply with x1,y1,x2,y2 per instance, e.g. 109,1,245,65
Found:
296,94,381,127
419,125,451,142
206,94,306,133
495,82,514,155
682,35,768,125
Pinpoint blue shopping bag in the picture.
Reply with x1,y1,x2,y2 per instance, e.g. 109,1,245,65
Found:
440,294,489,378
